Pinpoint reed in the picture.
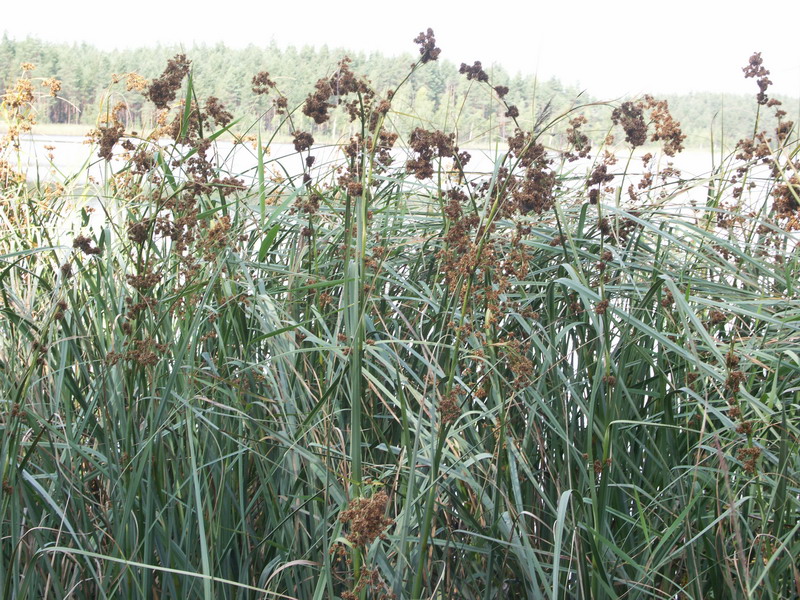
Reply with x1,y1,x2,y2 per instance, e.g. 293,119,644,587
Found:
1,35,798,600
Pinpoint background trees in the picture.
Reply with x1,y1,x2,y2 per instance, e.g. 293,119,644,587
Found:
0,35,794,148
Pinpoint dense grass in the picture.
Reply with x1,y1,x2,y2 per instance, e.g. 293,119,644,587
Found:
1,38,799,599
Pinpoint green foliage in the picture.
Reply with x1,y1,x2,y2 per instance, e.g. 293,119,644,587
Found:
1,37,799,600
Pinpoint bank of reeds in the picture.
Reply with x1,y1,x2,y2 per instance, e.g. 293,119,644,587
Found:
1,34,799,599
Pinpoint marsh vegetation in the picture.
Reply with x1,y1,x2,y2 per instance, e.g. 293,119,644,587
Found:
1,31,799,599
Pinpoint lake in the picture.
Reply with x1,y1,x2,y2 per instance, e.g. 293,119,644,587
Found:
10,132,766,213
5,131,784,279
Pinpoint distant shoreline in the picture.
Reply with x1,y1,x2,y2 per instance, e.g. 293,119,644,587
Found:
2,123,731,152
0,123,94,137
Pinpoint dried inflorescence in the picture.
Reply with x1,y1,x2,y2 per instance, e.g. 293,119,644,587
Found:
642,95,685,156
341,567,393,600
292,130,314,153
373,129,399,168
368,98,392,133
406,127,469,180
564,115,591,161
125,72,148,92
731,54,798,229
611,96,685,156
198,216,233,261
205,96,233,127
413,28,441,63
41,77,61,97
302,57,374,125
87,102,126,161
736,446,761,473
126,265,161,292
611,101,648,148
2,75,35,111
338,491,393,547
459,61,489,82
593,458,612,474
146,54,191,110
437,187,481,287
439,391,461,425
107,337,168,367
294,191,322,215
72,235,102,256
735,133,772,167
251,71,276,95
212,175,245,197
502,335,534,389
725,369,746,395
303,78,334,124
772,175,800,224
506,129,557,215
159,100,205,145
587,163,615,204
743,52,772,105
1,64,60,155
252,71,288,112
127,219,153,245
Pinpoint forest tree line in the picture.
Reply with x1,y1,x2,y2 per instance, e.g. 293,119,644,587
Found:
1,35,795,149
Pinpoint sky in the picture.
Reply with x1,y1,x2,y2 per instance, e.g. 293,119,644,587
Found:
3,0,800,99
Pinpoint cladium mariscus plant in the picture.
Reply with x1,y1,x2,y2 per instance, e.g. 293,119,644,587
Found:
1,30,799,599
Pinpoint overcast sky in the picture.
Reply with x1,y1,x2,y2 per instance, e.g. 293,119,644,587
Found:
3,0,799,99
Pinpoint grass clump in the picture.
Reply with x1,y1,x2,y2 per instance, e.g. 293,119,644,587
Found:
1,32,799,600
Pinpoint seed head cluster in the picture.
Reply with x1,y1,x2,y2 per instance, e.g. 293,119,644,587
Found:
339,491,392,547
146,54,191,110
743,52,772,105
459,61,489,82
406,128,469,180
413,28,441,63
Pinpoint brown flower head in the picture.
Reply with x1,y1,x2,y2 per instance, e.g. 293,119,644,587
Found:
274,95,288,114
564,115,591,161
742,52,772,105
439,391,461,425
41,77,61,97
405,127,464,180
459,61,489,82
146,54,191,110
725,370,746,394
303,56,372,125
88,102,126,162
339,491,393,547
611,101,647,148
588,164,614,188
252,71,276,95
303,80,333,124
292,130,314,152
506,129,557,215
413,28,441,63
125,72,148,92
643,95,685,156
73,235,101,255
205,96,233,127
